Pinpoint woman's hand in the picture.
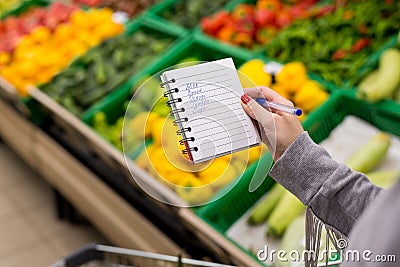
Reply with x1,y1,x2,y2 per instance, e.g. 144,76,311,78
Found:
241,86,304,161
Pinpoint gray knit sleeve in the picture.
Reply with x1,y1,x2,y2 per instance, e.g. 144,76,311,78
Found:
269,131,383,236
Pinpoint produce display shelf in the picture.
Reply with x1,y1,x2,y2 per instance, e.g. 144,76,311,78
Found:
21,15,185,127
9,15,191,212
78,15,188,123
0,0,49,20
194,89,400,266
82,32,256,125
0,1,399,266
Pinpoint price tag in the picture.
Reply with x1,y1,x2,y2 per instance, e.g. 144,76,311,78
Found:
112,12,129,24
264,61,283,75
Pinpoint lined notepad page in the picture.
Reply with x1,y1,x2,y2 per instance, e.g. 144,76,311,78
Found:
162,58,261,163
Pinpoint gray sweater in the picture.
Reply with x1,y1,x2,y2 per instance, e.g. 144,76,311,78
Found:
269,132,399,266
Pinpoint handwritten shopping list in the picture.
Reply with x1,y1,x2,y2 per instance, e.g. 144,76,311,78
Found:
162,58,260,162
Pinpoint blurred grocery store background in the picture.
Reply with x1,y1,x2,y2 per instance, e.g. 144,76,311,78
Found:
0,0,399,266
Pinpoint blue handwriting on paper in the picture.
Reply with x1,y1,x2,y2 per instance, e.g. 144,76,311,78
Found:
186,81,209,115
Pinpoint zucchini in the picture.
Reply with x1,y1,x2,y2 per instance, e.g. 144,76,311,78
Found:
266,191,305,237
366,170,400,189
275,215,305,267
357,48,400,102
247,183,285,225
345,132,391,173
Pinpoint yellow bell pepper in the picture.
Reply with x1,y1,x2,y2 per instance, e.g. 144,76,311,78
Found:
175,175,213,205
275,62,308,95
238,59,272,88
294,80,328,112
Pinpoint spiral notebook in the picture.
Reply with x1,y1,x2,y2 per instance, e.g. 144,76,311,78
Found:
161,58,261,164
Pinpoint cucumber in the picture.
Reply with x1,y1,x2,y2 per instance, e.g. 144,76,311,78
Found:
345,132,391,173
357,70,379,95
366,170,400,189
357,48,400,102
247,183,285,225
266,191,305,237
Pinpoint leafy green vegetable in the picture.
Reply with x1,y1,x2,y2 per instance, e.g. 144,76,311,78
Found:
265,1,400,87
39,31,173,115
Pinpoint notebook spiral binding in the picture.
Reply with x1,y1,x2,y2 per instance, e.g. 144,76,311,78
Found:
182,147,198,154
176,127,191,135
173,117,188,126
160,78,176,88
161,78,197,155
179,137,195,145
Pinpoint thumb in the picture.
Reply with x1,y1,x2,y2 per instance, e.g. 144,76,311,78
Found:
241,94,277,158
241,94,273,127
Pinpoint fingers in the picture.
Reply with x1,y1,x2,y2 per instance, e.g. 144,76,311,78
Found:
241,94,274,127
243,87,263,99
241,102,255,119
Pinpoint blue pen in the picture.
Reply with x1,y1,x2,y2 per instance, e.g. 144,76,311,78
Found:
255,98,303,116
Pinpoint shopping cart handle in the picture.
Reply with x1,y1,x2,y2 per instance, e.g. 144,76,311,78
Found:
64,243,104,267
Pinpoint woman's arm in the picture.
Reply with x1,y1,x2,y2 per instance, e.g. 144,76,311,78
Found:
269,131,383,236
240,86,383,235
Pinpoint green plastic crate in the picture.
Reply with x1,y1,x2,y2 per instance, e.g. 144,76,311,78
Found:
194,153,275,232
352,35,399,86
82,32,257,125
0,0,49,20
78,16,186,122
349,35,400,124
30,16,181,121
194,89,400,265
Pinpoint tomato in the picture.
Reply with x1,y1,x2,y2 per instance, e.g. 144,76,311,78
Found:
254,8,275,27
275,8,293,29
256,26,277,45
289,4,310,20
231,4,254,22
256,0,282,12
200,11,230,36
217,26,235,42
232,32,253,48
235,17,256,35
